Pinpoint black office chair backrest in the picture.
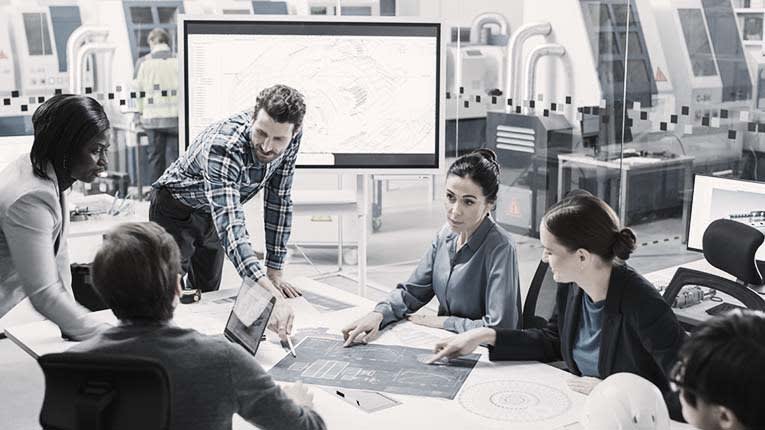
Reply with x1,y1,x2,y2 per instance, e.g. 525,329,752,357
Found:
38,352,171,430
702,219,764,285
523,261,558,329
663,219,765,331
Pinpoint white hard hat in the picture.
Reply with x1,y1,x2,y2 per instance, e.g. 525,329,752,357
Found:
580,373,671,430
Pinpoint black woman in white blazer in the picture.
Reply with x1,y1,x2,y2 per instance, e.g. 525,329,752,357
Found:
0,94,111,340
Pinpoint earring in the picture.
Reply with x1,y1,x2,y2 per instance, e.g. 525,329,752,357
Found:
62,157,69,171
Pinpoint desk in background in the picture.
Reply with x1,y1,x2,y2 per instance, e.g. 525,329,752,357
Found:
644,258,757,328
558,153,694,239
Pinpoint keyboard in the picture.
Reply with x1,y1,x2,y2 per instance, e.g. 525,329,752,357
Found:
705,302,746,316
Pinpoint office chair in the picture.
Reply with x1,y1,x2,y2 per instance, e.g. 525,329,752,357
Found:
663,219,765,330
38,352,171,430
522,261,558,329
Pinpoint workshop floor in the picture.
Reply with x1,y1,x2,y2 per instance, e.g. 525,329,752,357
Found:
0,178,699,429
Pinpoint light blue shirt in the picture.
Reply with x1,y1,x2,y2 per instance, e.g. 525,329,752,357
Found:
374,215,521,333
573,293,605,377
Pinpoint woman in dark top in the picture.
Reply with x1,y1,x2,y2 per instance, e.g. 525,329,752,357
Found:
427,191,687,420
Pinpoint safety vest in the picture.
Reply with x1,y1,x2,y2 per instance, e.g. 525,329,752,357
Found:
134,44,178,128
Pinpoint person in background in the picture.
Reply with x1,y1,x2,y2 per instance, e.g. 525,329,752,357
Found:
342,149,521,345
72,222,326,430
0,94,110,339
427,191,687,420
134,28,179,183
671,310,765,430
151,84,306,342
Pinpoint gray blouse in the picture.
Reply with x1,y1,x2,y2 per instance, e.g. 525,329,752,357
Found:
374,215,521,333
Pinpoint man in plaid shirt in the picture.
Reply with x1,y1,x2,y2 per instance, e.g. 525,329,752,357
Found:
150,84,305,340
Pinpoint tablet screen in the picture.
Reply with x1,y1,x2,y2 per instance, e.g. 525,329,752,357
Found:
224,285,276,356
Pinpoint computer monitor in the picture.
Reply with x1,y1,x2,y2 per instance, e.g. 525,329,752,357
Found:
688,175,765,260
179,16,443,171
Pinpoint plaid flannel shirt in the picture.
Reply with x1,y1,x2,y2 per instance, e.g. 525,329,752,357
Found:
154,109,301,281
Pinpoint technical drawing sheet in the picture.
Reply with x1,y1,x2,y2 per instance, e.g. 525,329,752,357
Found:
269,337,479,399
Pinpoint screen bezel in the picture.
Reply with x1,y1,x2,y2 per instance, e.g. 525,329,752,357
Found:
178,14,445,174
224,295,276,356
686,174,765,255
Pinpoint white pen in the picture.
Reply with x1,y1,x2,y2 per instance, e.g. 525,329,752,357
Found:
286,336,297,358
108,191,119,215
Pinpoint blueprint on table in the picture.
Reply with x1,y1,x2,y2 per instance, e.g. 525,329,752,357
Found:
269,337,480,399
300,290,354,313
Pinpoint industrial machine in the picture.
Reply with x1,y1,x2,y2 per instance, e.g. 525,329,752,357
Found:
484,14,574,236
490,112,574,236
445,13,510,155
306,0,383,16
646,0,749,176
489,0,754,235
0,0,84,97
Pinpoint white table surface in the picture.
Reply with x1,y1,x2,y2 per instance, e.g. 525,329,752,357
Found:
5,277,697,430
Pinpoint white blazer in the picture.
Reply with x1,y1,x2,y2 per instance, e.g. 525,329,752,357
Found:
0,154,72,318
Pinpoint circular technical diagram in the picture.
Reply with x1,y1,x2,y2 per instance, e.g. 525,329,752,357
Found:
458,380,571,422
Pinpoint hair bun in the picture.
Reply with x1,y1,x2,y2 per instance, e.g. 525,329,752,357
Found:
612,228,637,260
563,189,594,200
473,148,497,164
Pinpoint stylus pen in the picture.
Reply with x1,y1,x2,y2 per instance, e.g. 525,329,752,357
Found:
286,336,297,358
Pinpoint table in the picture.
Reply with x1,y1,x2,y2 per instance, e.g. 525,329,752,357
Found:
5,277,696,430
644,258,750,328
68,201,149,239
557,153,694,240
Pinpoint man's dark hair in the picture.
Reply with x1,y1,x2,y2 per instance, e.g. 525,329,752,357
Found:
93,222,181,322
672,310,765,429
446,149,500,204
254,84,306,131
29,94,110,179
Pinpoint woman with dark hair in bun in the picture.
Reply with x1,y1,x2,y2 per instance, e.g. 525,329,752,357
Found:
0,94,110,339
428,191,687,420
342,149,521,344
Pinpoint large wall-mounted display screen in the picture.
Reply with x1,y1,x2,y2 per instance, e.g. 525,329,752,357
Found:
181,17,442,170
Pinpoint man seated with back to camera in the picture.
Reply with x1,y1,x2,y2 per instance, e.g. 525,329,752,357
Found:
71,222,325,430
671,309,765,430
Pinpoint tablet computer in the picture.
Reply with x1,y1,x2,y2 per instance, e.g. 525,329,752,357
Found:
224,282,276,356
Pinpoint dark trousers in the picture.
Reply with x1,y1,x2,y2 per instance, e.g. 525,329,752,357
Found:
149,187,225,292
145,127,179,183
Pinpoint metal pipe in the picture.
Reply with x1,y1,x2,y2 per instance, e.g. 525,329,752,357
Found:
67,27,110,93
524,44,566,111
75,44,116,94
469,12,509,44
505,22,552,112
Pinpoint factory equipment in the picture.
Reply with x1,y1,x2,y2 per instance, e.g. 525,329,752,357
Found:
445,13,510,155
0,1,82,96
648,0,749,176
491,112,575,236
487,33,574,236
307,0,379,16
489,0,753,235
